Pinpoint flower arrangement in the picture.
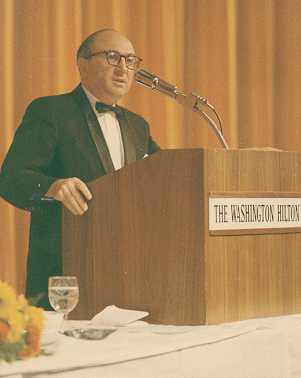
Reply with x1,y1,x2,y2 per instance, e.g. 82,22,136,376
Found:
0,281,45,362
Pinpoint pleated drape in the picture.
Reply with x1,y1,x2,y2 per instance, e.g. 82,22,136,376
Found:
1,0,301,294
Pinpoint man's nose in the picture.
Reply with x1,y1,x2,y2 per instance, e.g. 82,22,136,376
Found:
115,57,128,73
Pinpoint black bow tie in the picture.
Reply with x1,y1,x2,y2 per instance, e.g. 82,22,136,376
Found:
95,102,122,118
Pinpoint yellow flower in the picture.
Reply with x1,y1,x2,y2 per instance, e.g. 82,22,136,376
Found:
0,307,25,342
24,306,45,332
0,281,18,310
16,294,28,312
0,281,46,361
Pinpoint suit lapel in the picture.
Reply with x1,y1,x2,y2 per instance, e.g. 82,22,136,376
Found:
118,109,136,166
71,85,115,174
71,85,137,172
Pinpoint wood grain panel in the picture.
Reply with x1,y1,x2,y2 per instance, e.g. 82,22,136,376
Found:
63,148,301,325
63,150,206,324
203,148,301,324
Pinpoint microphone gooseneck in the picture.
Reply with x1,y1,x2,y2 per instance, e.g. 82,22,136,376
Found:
135,69,229,149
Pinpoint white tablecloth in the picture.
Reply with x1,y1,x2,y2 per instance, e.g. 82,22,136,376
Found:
2,314,301,378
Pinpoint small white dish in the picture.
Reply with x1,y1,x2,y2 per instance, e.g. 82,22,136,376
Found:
40,334,61,354
44,311,64,333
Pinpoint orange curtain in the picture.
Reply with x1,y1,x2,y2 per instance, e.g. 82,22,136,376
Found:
1,0,301,294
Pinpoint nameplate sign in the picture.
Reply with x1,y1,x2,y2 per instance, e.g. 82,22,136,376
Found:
209,193,301,235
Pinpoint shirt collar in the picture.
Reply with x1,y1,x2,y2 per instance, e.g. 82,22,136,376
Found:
81,85,117,113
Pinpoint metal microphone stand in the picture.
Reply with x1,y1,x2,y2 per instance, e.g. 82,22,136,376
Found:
135,69,229,149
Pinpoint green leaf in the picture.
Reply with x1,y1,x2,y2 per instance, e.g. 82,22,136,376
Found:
0,341,24,362
27,293,45,306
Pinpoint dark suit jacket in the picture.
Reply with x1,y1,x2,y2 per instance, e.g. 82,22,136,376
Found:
0,84,160,309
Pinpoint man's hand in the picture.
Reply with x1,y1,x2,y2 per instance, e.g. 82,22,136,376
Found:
45,177,92,215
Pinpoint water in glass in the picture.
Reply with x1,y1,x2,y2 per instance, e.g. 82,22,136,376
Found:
48,277,79,320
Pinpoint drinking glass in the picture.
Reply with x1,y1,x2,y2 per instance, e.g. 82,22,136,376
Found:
48,276,79,321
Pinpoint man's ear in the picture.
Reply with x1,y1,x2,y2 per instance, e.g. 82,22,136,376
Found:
77,57,88,78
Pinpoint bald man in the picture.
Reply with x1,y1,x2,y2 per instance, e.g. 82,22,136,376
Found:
0,30,160,309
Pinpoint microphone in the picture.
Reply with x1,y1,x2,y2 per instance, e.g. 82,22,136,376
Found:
135,69,229,149
135,70,178,99
135,69,198,110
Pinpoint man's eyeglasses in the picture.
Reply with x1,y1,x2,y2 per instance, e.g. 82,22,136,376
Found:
84,50,142,70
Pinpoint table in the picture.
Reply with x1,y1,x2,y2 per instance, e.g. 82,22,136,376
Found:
1,314,301,377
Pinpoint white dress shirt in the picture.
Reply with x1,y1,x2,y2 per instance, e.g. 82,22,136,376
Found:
82,86,125,170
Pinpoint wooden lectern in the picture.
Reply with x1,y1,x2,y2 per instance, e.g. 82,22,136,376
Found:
63,149,301,325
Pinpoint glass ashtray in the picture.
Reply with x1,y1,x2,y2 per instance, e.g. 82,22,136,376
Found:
61,328,116,340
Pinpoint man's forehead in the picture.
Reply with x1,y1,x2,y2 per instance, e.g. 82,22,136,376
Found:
92,31,135,54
